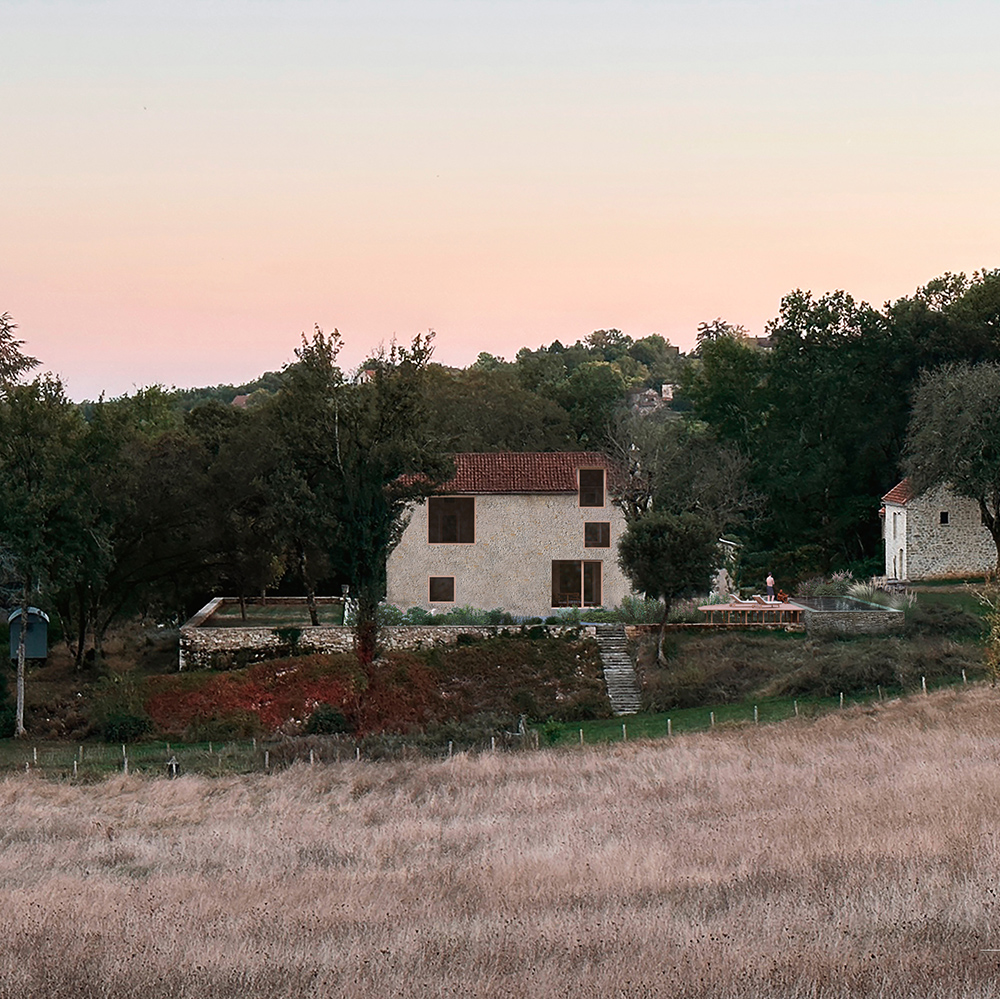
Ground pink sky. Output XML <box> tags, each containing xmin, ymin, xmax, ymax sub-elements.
<box><xmin>4</xmin><ymin>1</ymin><xmax>999</xmax><ymax>399</ymax></box>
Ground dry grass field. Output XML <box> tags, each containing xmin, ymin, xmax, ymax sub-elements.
<box><xmin>2</xmin><ymin>687</ymin><xmax>1000</xmax><ymax>998</ymax></box>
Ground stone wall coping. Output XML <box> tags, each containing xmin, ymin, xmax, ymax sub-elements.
<box><xmin>183</xmin><ymin>597</ymin><xmax>224</xmax><ymax>630</ymax></box>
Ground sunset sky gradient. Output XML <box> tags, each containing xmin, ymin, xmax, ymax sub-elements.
<box><xmin>4</xmin><ymin>0</ymin><xmax>999</xmax><ymax>399</ymax></box>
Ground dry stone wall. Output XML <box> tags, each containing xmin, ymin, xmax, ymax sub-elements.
<box><xmin>179</xmin><ymin>622</ymin><xmax>596</xmax><ymax>670</ymax></box>
<box><xmin>800</xmin><ymin>608</ymin><xmax>903</xmax><ymax>636</ymax></box>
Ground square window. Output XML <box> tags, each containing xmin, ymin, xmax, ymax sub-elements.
<box><xmin>429</xmin><ymin>577</ymin><xmax>455</xmax><ymax>602</ymax></box>
<box><xmin>940</xmin><ymin>511</ymin><xmax>949</xmax><ymax>525</ymax></box>
<box><xmin>585</xmin><ymin>522</ymin><xmax>610</xmax><ymax>547</ymax></box>
<box><xmin>428</xmin><ymin>497</ymin><xmax>475</xmax><ymax>543</ymax></box>
<box><xmin>578</xmin><ymin>469</ymin><xmax>605</xmax><ymax>507</ymax></box>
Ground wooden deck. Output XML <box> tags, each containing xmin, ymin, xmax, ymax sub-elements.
<box><xmin>697</xmin><ymin>599</ymin><xmax>802</xmax><ymax>627</ymax></box>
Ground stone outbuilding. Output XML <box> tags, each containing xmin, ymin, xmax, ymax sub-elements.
<box><xmin>881</xmin><ymin>478</ymin><xmax>996</xmax><ymax>581</ymax></box>
<box><xmin>386</xmin><ymin>452</ymin><xmax>634</xmax><ymax>618</ymax></box>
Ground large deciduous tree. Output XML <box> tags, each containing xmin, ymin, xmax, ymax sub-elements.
<box><xmin>268</xmin><ymin>329</ymin><xmax>451</xmax><ymax>662</ymax></box>
<box><xmin>903</xmin><ymin>361</ymin><xmax>1000</xmax><ymax>570</ymax></box>
<box><xmin>327</xmin><ymin>335</ymin><xmax>452</xmax><ymax>662</ymax></box>
<box><xmin>62</xmin><ymin>388</ymin><xmax>215</xmax><ymax>664</ymax></box>
<box><xmin>0</xmin><ymin>377</ymin><xmax>87</xmax><ymax>734</ymax></box>
<box><xmin>611</xmin><ymin>412</ymin><xmax>757</xmax><ymax>532</ymax></box>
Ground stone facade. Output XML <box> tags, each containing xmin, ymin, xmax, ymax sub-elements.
<box><xmin>386</xmin><ymin>491</ymin><xmax>633</xmax><ymax>618</ymax></box>
<box><xmin>883</xmin><ymin>481</ymin><xmax>995</xmax><ymax>580</ymax></box>
<box><xmin>179</xmin><ymin>617</ymin><xmax>595</xmax><ymax>671</ymax></box>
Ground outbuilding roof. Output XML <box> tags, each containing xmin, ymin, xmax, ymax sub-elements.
<box><xmin>438</xmin><ymin>452</ymin><xmax>618</xmax><ymax>494</ymax></box>
<box><xmin>882</xmin><ymin>478</ymin><xmax>914</xmax><ymax>506</ymax></box>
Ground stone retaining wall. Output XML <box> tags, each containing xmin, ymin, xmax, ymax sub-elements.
<box><xmin>800</xmin><ymin>608</ymin><xmax>904</xmax><ymax>636</ymax></box>
<box><xmin>179</xmin><ymin>621</ymin><xmax>596</xmax><ymax>670</ymax></box>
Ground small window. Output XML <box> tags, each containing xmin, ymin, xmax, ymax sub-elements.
<box><xmin>585</xmin><ymin>522</ymin><xmax>610</xmax><ymax>548</ymax></box>
<box><xmin>428</xmin><ymin>497</ymin><xmax>475</xmax><ymax>544</ymax></box>
<box><xmin>940</xmin><ymin>511</ymin><xmax>949</xmax><ymax>525</ymax></box>
<box><xmin>579</xmin><ymin>469</ymin><xmax>605</xmax><ymax>507</ymax></box>
<box><xmin>429</xmin><ymin>577</ymin><xmax>455</xmax><ymax>602</ymax></box>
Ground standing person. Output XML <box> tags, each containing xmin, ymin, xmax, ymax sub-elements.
<box><xmin>766</xmin><ymin>573</ymin><xmax>775</xmax><ymax>600</ymax></box>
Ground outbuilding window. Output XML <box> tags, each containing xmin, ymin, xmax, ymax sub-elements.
<box><xmin>940</xmin><ymin>511</ymin><xmax>949</xmax><ymax>525</ymax></box>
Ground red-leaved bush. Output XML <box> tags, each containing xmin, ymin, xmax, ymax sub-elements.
<box><xmin>145</xmin><ymin>655</ymin><xmax>360</xmax><ymax>736</ymax></box>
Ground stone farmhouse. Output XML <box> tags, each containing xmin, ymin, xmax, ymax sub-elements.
<box><xmin>881</xmin><ymin>477</ymin><xmax>995</xmax><ymax>581</ymax></box>
<box><xmin>386</xmin><ymin>452</ymin><xmax>633</xmax><ymax>618</ymax></box>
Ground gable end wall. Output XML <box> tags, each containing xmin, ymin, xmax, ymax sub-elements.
<box><xmin>901</xmin><ymin>484</ymin><xmax>995</xmax><ymax>579</ymax></box>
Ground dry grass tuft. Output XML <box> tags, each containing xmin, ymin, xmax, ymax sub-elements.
<box><xmin>0</xmin><ymin>687</ymin><xmax>999</xmax><ymax>996</ymax></box>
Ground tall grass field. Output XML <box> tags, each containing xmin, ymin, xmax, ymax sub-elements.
<box><xmin>1</xmin><ymin>686</ymin><xmax>999</xmax><ymax>997</ymax></box>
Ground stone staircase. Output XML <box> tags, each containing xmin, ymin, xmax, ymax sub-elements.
<box><xmin>593</xmin><ymin>624</ymin><xmax>642</xmax><ymax>715</ymax></box>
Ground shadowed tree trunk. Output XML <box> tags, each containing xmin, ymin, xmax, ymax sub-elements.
<box><xmin>15</xmin><ymin>577</ymin><xmax>29</xmax><ymax>737</ymax></box>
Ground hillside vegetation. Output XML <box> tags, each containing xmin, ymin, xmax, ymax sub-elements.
<box><xmin>0</xmin><ymin>685</ymin><xmax>998</xmax><ymax>997</ymax></box>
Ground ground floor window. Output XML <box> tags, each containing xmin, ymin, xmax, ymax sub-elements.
<box><xmin>429</xmin><ymin>576</ymin><xmax>455</xmax><ymax>602</ymax></box>
<box><xmin>551</xmin><ymin>560</ymin><xmax>602</xmax><ymax>607</ymax></box>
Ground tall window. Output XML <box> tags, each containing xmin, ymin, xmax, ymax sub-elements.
<box><xmin>428</xmin><ymin>497</ymin><xmax>475</xmax><ymax>543</ymax></box>
<box><xmin>578</xmin><ymin>469</ymin><xmax>605</xmax><ymax>507</ymax></box>
<box><xmin>551</xmin><ymin>561</ymin><xmax>602</xmax><ymax>607</ymax></box>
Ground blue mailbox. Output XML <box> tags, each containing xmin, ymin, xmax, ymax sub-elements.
<box><xmin>8</xmin><ymin>608</ymin><xmax>49</xmax><ymax>660</ymax></box>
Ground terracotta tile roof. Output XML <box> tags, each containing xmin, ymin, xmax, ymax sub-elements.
<box><xmin>439</xmin><ymin>452</ymin><xmax>619</xmax><ymax>494</ymax></box>
<box><xmin>882</xmin><ymin>478</ymin><xmax>914</xmax><ymax>505</ymax></box>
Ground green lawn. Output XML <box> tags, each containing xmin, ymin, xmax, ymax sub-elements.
<box><xmin>206</xmin><ymin>603</ymin><xmax>345</xmax><ymax>627</ymax></box>
<box><xmin>539</xmin><ymin>675</ymin><xmax>976</xmax><ymax>746</ymax></box>
<box><xmin>910</xmin><ymin>588</ymin><xmax>985</xmax><ymax>617</ymax></box>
